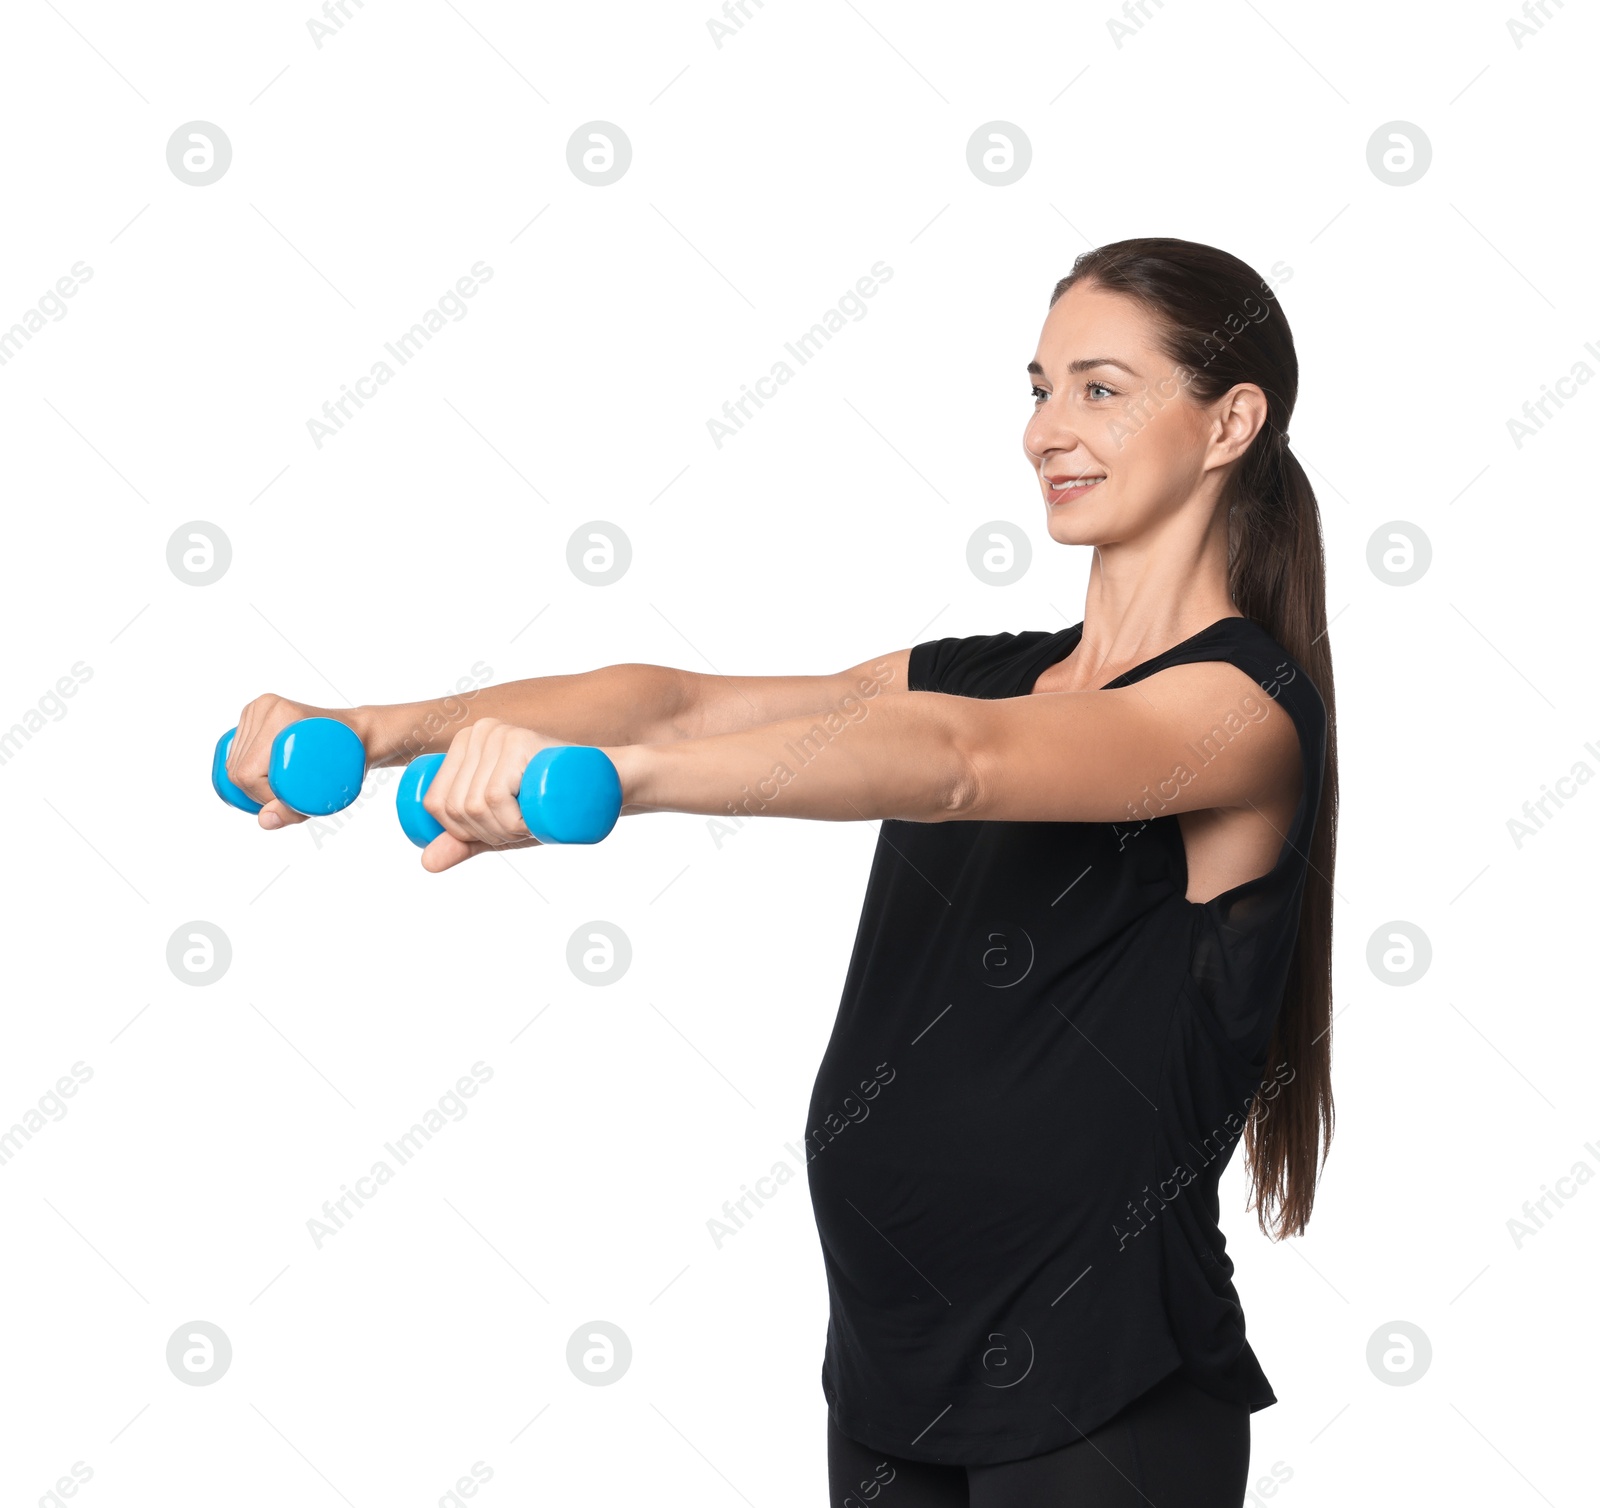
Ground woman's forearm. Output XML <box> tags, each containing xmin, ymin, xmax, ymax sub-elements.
<box><xmin>600</xmin><ymin>689</ymin><xmax>971</xmax><ymax>825</ymax></box>
<box><xmin>353</xmin><ymin>663</ymin><xmax>691</xmax><ymax>768</ymax></box>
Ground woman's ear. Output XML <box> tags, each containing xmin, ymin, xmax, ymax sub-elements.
<box><xmin>1214</xmin><ymin>382</ymin><xmax>1271</xmax><ymax>461</ymax></box>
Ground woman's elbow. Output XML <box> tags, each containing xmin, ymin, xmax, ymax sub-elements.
<box><xmin>941</xmin><ymin>749</ymin><xmax>983</xmax><ymax>819</ymax></box>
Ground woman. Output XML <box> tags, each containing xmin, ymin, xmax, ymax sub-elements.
<box><xmin>226</xmin><ymin>237</ymin><xmax>1336</xmax><ymax>1506</ymax></box>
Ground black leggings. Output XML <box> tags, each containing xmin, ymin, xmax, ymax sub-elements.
<box><xmin>827</xmin><ymin>1369</ymin><xmax>1250</xmax><ymax>1507</ymax></box>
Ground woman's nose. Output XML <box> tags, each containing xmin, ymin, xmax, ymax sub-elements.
<box><xmin>1024</xmin><ymin>403</ymin><xmax>1073</xmax><ymax>461</ymax></box>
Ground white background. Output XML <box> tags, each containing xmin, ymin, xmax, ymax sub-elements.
<box><xmin>1</xmin><ymin>1</ymin><xmax>1595</xmax><ymax>1504</ymax></box>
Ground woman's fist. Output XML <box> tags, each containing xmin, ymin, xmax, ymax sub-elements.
<box><xmin>225</xmin><ymin>693</ymin><xmax>353</xmax><ymax>829</ymax></box>
<box><xmin>419</xmin><ymin>718</ymin><xmax>562</xmax><ymax>872</ymax></box>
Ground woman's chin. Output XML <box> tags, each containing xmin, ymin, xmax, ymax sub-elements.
<box><xmin>1041</xmin><ymin>500</ymin><xmax>1104</xmax><ymax>544</ymax></box>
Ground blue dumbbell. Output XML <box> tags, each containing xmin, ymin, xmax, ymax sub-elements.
<box><xmin>395</xmin><ymin>745</ymin><xmax>623</xmax><ymax>848</ymax></box>
<box><xmin>212</xmin><ymin>717</ymin><xmax>367</xmax><ymax>818</ymax></box>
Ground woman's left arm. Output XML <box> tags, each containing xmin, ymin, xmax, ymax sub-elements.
<box><xmin>608</xmin><ymin>659</ymin><xmax>1299</xmax><ymax>828</ymax></box>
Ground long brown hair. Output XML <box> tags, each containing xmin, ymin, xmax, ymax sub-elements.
<box><xmin>1050</xmin><ymin>238</ymin><xmax>1338</xmax><ymax>1240</ymax></box>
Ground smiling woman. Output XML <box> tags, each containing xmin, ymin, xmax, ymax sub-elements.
<box><xmin>222</xmin><ymin>235</ymin><xmax>1339</xmax><ymax>1507</ymax></box>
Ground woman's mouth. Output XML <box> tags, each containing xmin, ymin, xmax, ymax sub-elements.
<box><xmin>1046</xmin><ymin>474</ymin><xmax>1106</xmax><ymax>498</ymax></box>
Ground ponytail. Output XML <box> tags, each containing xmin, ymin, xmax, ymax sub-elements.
<box><xmin>1231</xmin><ymin>440</ymin><xmax>1338</xmax><ymax>1239</ymax></box>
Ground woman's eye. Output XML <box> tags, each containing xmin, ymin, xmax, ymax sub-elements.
<box><xmin>1030</xmin><ymin>385</ymin><xmax>1050</xmax><ymax>404</ymax></box>
<box><xmin>1085</xmin><ymin>380</ymin><xmax>1115</xmax><ymax>400</ymax></box>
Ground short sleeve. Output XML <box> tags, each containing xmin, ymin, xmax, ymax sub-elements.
<box><xmin>908</xmin><ymin>637</ymin><xmax>972</xmax><ymax>694</ymax></box>
<box><xmin>908</xmin><ymin>630</ymin><xmax>1058</xmax><ymax>699</ymax></box>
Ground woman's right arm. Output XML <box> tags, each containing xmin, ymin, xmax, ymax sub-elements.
<box><xmin>225</xmin><ymin>650</ymin><xmax>911</xmax><ymax>825</ymax></box>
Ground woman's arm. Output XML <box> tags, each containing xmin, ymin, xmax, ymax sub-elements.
<box><xmin>415</xmin><ymin>658</ymin><xmax>1300</xmax><ymax>870</ymax></box>
<box><xmin>604</xmin><ymin>659</ymin><xmax>1297</xmax><ymax>826</ymax></box>
<box><xmin>349</xmin><ymin>664</ymin><xmax>684</xmax><ymax>767</ymax></box>
<box><xmin>354</xmin><ymin>651</ymin><xmax>911</xmax><ymax>763</ymax></box>
<box><xmin>226</xmin><ymin>651</ymin><xmax>909</xmax><ymax>826</ymax></box>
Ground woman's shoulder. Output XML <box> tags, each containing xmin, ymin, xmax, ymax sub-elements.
<box><xmin>909</xmin><ymin>627</ymin><xmax>1065</xmax><ymax>698</ymax></box>
<box><xmin>1211</xmin><ymin>617</ymin><xmax>1328</xmax><ymax>739</ymax></box>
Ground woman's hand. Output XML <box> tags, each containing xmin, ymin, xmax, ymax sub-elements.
<box><xmin>419</xmin><ymin>718</ymin><xmax>564</xmax><ymax>873</ymax></box>
<box><xmin>225</xmin><ymin>692</ymin><xmax>354</xmax><ymax>829</ymax></box>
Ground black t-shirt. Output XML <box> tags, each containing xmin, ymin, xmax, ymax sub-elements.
<box><xmin>805</xmin><ymin>615</ymin><xmax>1328</xmax><ymax>1465</ymax></box>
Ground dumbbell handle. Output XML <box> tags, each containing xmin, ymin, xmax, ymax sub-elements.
<box><xmin>396</xmin><ymin>745</ymin><xmax>623</xmax><ymax>849</ymax></box>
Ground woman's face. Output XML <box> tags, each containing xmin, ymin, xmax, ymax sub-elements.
<box><xmin>1023</xmin><ymin>279</ymin><xmax>1247</xmax><ymax>547</ymax></box>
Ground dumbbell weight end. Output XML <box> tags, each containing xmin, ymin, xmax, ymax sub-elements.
<box><xmin>212</xmin><ymin>728</ymin><xmax>263</xmax><ymax>814</ymax></box>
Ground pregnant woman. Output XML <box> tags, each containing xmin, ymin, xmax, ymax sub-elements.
<box><xmin>226</xmin><ymin>237</ymin><xmax>1336</xmax><ymax>1506</ymax></box>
